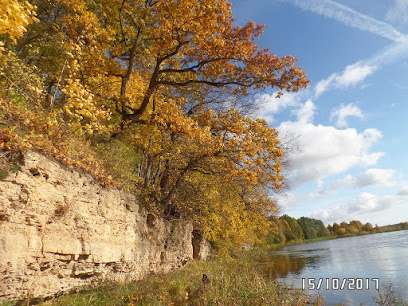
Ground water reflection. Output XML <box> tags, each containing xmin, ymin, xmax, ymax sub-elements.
<box><xmin>267</xmin><ymin>230</ymin><xmax>408</xmax><ymax>305</ymax></box>
<box><xmin>261</xmin><ymin>254</ymin><xmax>307</xmax><ymax>278</ymax></box>
<box><xmin>253</xmin><ymin>252</ymin><xmax>325</xmax><ymax>280</ymax></box>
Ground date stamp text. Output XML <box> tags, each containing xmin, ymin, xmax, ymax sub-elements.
<box><xmin>302</xmin><ymin>278</ymin><xmax>379</xmax><ymax>291</ymax></box>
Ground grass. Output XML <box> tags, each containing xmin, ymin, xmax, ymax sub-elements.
<box><xmin>25</xmin><ymin>249</ymin><xmax>323</xmax><ymax>306</ymax></box>
<box><xmin>2</xmin><ymin>249</ymin><xmax>407</xmax><ymax>306</ymax></box>
<box><xmin>304</xmin><ymin>237</ymin><xmax>332</xmax><ymax>243</ymax></box>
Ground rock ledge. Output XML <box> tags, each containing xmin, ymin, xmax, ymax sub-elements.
<box><xmin>0</xmin><ymin>151</ymin><xmax>194</xmax><ymax>301</ymax></box>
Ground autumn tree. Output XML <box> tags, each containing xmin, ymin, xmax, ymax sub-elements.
<box><xmin>297</xmin><ymin>217</ymin><xmax>330</xmax><ymax>239</ymax></box>
<box><xmin>0</xmin><ymin>0</ymin><xmax>40</xmax><ymax>98</ymax></box>
<box><xmin>331</xmin><ymin>222</ymin><xmax>340</xmax><ymax>235</ymax></box>
<box><xmin>65</xmin><ymin>0</ymin><xmax>309</xmax><ymax>122</ymax></box>
<box><xmin>349</xmin><ymin>220</ymin><xmax>363</xmax><ymax>231</ymax></box>
<box><xmin>327</xmin><ymin>220</ymin><xmax>378</xmax><ymax>237</ymax></box>
<box><xmin>5</xmin><ymin>0</ymin><xmax>310</xmax><ymax>252</ymax></box>
<box><xmin>15</xmin><ymin>0</ymin><xmax>308</xmax><ymax>121</ymax></box>
<box><xmin>266</xmin><ymin>218</ymin><xmax>290</xmax><ymax>245</ymax></box>
<box><xmin>281</xmin><ymin>215</ymin><xmax>304</xmax><ymax>241</ymax></box>
<box><xmin>362</xmin><ymin>222</ymin><xmax>373</xmax><ymax>232</ymax></box>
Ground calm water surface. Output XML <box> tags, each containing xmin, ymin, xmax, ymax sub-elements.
<box><xmin>270</xmin><ymin>230</ymin><xmax>408</xmax><ymax>305</ymax></box>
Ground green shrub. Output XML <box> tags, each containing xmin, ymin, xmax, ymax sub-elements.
<box><xmin>0</xmin><ymin>169</ymin><xmax>9</xmax><ymax>180</ymax></box>
<box><xmin>93</xmin><ymin>139</ymin><xmax>142</xmax><ymax>191</ymax></box>
<box><xmin>10</xmin><ymin>164</ymin><xmax>20</xmax><ymax>172</ymax></box>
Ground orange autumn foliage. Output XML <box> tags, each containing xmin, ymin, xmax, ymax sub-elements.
<box><xmin>2</xmin><ymin>0</ymin><xmax>310</xmax><ymax>252</ymax></box>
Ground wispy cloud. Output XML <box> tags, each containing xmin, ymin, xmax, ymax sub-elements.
<box><xmin>335</xmin><ymin>63</ymin><xmax>375</xmax><ymax>87</ymax></box>
<box><xmin>315</xmin><ymin>62</ymin><xmax>376</xmax><ymax>97</ymax></box>
<box><xmin>311</xmin><ymin>190</ymin><xmax>408</xmax><ymax>224</ymax></box>
<box><xmin>355</xmin><ymin>169</ymin><xmax>396</xmax><ymax>188</ymax></box>
<box><xmin>287</xmin><ymin>0</ymin><xmax>408</xmax><ymax>98</ymax></box>
<box><xmin>314</xmin><ymin>42</ymin><xmax>408</xmax><ymax>97</ymax></box>
<box><xmin>310</xmin><ymin>169</ymin><xmax>397</xmax><ymax>199</ymax></box>
<box><xmin>253</xmin><ymin>91</ymin><xmax>302</xmax><ymax>123</ymax></box>
<box><xmin>386</xmin><ymin>0</ymin><xmax>408</xmax><ymax>26</ymax></box>
<box><xmin>330</xmin><ymin>103</ymin><xmax>364</xmax><ymax>128</ymax></box>
<box><xmin>287</xmin><ymin>0</ymin><xmax>408</xmax><ymax>42</ymax></box>
<box><xmin>294</xmin><ymin>100</ymin><xmax>316</xmax><ymax>123</ymax></box>
<box><xmin>314</xmin><ymin>74</ymin><xmax>336</xmax><ymax>98</ymax></box>
<box><xmin>365</xmin><ymin>41</ymin><xmax>408</xmax><ymax>67</ymax></box>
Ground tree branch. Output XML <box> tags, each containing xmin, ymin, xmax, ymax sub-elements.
<box><xmin>157</xmin><ymin>79</ymin><xmax>257</xmax><ymax>88</ymax></box>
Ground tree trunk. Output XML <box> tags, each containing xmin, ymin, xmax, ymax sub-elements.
<box><xmin>120</xmin><ymin>26</ymin><xmax>143</xmax><ymax>99</ymax></box>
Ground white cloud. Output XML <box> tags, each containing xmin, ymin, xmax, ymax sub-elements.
<box><xmin>386</xmin><ymin>0</ymin><xmax>408</xmax><ymax>25</ymax></box>
<box><xmin>327</xmin><ymin>175</ymin><xmax>354</xmax><ymax>193</ymax></box>
<box><xmin>310</xmin><ymin>169</ymin><xmax>396</xmax><ymax>199</ymax></box>
<box><xmin>295</xmin><ymin>99</ymin><xmax>316</xmax><ymax>123</ymax></box>
<box><xmin>355</xmin><ymin>169</ymin><xmax>396</xmax><ymax>187</ymax></box>
<box><xmin>311</xmin><ymin>190</ymin><xmax>408</xmax><ymax>224</ymax></box>
<box><xmin>335</xmin><ymin>63</ymin><xmax>375</xmax><ymax>87</ymax></box>
<box><xmin>330</xmin><ymin>103</ymin><xmax>364</xmax><ymax>127</ymax></box>
<box><xmin>349</xmin><ymin>192</ymin><xmax>379</xmax><ymax>212</ymax></box>
<box><xmin>253</xmin><ymin>91</ymin><xmax>301</xmax><ymax>123</ymax></box>
<box><xmin>278</xmin><ymin>121</ymin><xmax>385</xmax><ymax>189</ymax></box>
<box><xmin>367</xmin><ymin>41</ymin><xmax>408</xmax><ymax>67</ymax></box>
<box><xmin>315</xmin><ymin>74</ymin><xmax>336</xmax><ymax>98</ymax></box>
<box><xmin>288</xmin><ymin>0</ymin><xmax>408</xmax><ymax>42</ymax></box>
<box><xmin>313</xmin><ymin>43</ymin><xmax>408</xmax><ymax>98</ymax></box>
<box><xmin>309</xmin><ymin>175</ymin><xmax>353</xmax><ymax>199</ymax></box>
<box><xmin>315</xmin><ymin>63</ymin><xmax>376</xmax><ymax>97</ymax></box>
<box><xmin>397</xmin><ymin>185</ymin><xmax>408</xmax><ymax>196</ymax></box>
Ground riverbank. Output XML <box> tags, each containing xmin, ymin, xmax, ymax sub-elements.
<box><xmin>267</xmin><ymin>237</ymin><xmax>333</xmax><ymax>250</ymax></box>
<box><xmin>269</xmin><ymin>227</ymin><xmax>408</xmax><ymax>250</ymax></box>
<box><xmin>5</xmin><ymin>249</ymin><xmax>323</xmax><ymax>305</ymax></box>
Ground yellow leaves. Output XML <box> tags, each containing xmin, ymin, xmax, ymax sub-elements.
<box><xmin>129</xmin><ymin>124</ymin><xmax>162</xmax><ymax>154</ymax></box>
<box><xmin>61</xmin><ymin>80</ymin><xmax>112</xmax><ymax>135</ymax></box>
<box><xmin>0</xmin><ymin>0</ymin><xmax>309</xmax><ymax>256</ymax></box>
<box><xmin>189</xmin><ymin>107</ymin><xmax>284</xmax><ymax>191</ymax></box>
<box><xmin>155</xmin><ymin>96</ymin><xmax>213</xmax><ymax>147</ymax></box>
<box><xmin>0</xmin><ymin>0</ymin><xmax>38</xmax><ymax>46</ymax></box>
<box><xmin>0</xmin><ymin>50</ymin><xmax>45</xmax><ymax>106</ymax></box>
<box><xmin>187</xmin><ymin>175</ymin><xmax>276</xmax><ymax>255</ymax></box>
<box><xmin>0</xmin><ymin>96</ymin><xmax>111</xmax><ymax>186</ymax></box>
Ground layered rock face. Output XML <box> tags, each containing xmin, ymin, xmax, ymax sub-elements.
<box><xmin>0</xmin><ymin>151</ymin><xmax>194</xmax><ymax>301</ymax></box>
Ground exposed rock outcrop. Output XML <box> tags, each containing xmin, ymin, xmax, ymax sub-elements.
<box><xmin>192</xmin><ymin>231</ymin><xmax>214</xmax><ymax>261</ymax></box>
<box><xmin>0</xmin><ymin>151</ymin><xmax>195</xmax><ymax>302</ymax></box>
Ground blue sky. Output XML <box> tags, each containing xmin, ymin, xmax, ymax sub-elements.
<box><xmin>231</xmin><ymin>0</ymin><xmax>408</xmax><ymax>226</ymax></box>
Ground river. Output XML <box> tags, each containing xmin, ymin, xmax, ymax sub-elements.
<box><xmin>269</xmin><ymin>230</ymin><xmax>408</xmax><ymax>305</ymax></box>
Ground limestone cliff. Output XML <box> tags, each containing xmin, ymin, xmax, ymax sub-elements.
<box><xmin>0</xmin><ymin>151</ymin><xmax>200</xmax><ymax>301</ymax></box>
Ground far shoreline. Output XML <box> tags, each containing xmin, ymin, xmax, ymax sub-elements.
<box><xmin>268</xmin><ymin>227</ymin><xmax>408</xmax><ymax>250</ymax></box>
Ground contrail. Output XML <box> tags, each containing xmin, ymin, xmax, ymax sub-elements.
<box><xmin>287</xmin><ymin>0</ymin><xmax>408</xmax><ymax>43</ymax></box>
<box><xmin>284</xmin><ymin>0</ymin><xmax>408</xmax><ymax>97</ymax></box>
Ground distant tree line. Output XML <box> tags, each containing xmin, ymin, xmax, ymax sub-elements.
<box><xmin>266</xmin><ymin>215</ymin><xmax>328</xmax><ymax>245</ymax></box>
<box><xmin>328</xmin><ymin>220</ymin><xmax>375</xmax><ymax>237</ymax></box>
<box><xmin>266</xmin><ymin>216</ymin><xmax>408</xmax><ymax>246</ymax></box>
<box><xmin>327</xmin><ymin>220</ymin><xmax>408</xmax><ymax>237</ymax></box>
